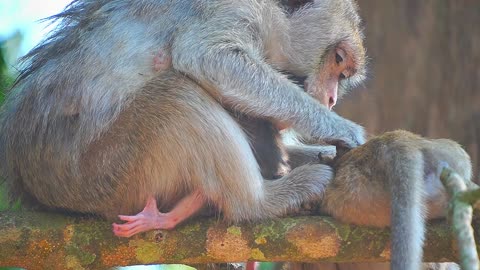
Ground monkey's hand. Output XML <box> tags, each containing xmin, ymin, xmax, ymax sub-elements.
<box><xmin>312</xmin><ymin>112</ymin><xmax>366</xmax><ymax>149</ymax></box>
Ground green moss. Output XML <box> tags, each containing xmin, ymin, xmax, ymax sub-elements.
<box><xmin>16</xmin><ymin>212</ymin><xmax>70</xmax><ymax>230</ymax></box>
<box><xmin>65</xmin><ymin>244</ymin><xmax>96</xmax><ymax>266</ymax></box>
<box><xmin>324</xmin><ymin>218</ymin><xmax>351</xmax><ymax>241</ymax></box>
<box><xmin>251</xmin><ymin>248</ymin><xmax>266</xmax><ymax>260</ymax></box>
<box><xmin>254</xmin><ymin>218</ymin><xmax>300</xmax><ymax>241</ymax></box>
<box><xmin>172</xmin><ymin>219</ymin><xmax>212</xmax><ymax>259</ymax></box>
<box><xmin>251</xmin><ymin>218</ymin><xmax>308</xmax><ymax>260</ymax></box>
<box><xmin>178</xmin><ymin>222</ymin><xmax>201</xmax><ymax>234</ymax></box>
<box><xmin>337</xmin><ymin>226</ymin><xmax>390</xmax><ymax>261</ymax></box>
<box><xmin>65</xmin><ymin>255</ymin><xmax>85</xmax><ymax>270</ymax></box>
<box><xmin>61</xmin><ymin>219</ymin><xmax>114</xmax><ymax>267</ymax></box>
<box><xmin>131</xmin><ymin>240</ymin><xmax>162</xmax><ymax>264</ymax></box>
<box><xmin>226</xmin><ymin>226</ymin><xmax>242</xmax><ymax>236</ymax></box>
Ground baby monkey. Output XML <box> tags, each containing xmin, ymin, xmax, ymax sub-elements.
<box><xmin>320</xmin><ymin>130</ymin><xmax>474</xmax><ymax>270</ymax></box>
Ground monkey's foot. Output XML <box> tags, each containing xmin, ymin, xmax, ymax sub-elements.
<box><xmin>113</xmin><ymin>190</ymin><xmax>205</xmax><ymax>237</ymax></box>
<box><xmin>113</xmin><ymin>196</ymin><xmax>177</xmax><ymax>237</ymax></box>
<box><xmin>153</xmin><ymin>50</ymin><xmax>171</xmax><ymax>72</ymax></box>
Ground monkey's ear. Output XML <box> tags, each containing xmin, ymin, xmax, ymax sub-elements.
<box><xmin>279</xmin><ymin>0</ymin><xmax>314</xmax><ymax>13</ymax></box>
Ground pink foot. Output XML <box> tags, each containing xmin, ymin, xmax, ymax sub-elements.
<box><xmin>153</xmin><ymin>50</ymin><xmax>172</xmax><ymax>72</ymax></box>
<box><xmin>112</xmin><ymin>196</ymin><xmax>177</xmax><ymax>238</ymax></box>
<box><xmin>113</xmin><ymin>190</ymin><xmax>206</xmax><ymax>237</ymax></box>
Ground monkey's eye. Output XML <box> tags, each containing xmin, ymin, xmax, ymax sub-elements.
<box><xmin>335</xmin><ymin>53</ymin><xmax>343</xmax><ymax>64</ymax></box>
<box><xmin>339</xmin><ymin>73</ymin><xmax>346</xmax><ymax>80</ymax></box>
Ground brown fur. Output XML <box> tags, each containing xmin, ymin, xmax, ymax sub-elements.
<box><xmin>252</xmin><ymin>130</ymin><xmax>471</xmax><ymax>270</ymax></box>
<box><xmin>323</xmin><ymin>130</ymin><xmax>473</xmax><ymax>226</ymax></box>
<box><xmin>321</xmin><ymin>130</ymin><xmax>472</xmax><ymax>270</ymax></box>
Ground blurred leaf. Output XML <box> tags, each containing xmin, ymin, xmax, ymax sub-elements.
<box><xmin>0</xmin><ymin>45</ymin><xmax>6</xmax><ymax>105</ymax></box>
<box><xmin>0</xmin><ymin>31</ymin><xmax>22</xmax><ymax>104</ymax></box>
<box><xmin>0</xmin><ymin>35</ymin><xmax>19</xmax><ymax>211</ymax></box>
<box><xmin>0</xmin><ymin>182</ymin><xmax>20</xmax><ymax>211</ymax></box>
<box><xmin>0</xmin><ymin>183</ymin><xmax>7</xmax><ymax>211</ymax></box>
<box><xmin>1</xmin><ymin>41</ymin><xmax>14</xmax><ymax>105</ymax></box>
<box><xmin>0</xmin><ymin>75</ymin><xmax>13</xmax><ymax>105</ymax></box>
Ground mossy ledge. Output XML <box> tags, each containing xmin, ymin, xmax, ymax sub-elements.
<box><xmin>1</xmin><ymin>210</ymin><xmax>478</xmax><ymax>270</ymax></box>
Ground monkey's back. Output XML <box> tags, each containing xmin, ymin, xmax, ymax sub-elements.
<box><xmin>0</xmin><ymin>0</ymin><xmax>275</xmax><ymax>215</ymax></box>
<box><xmin>321</xmin><ymin>130</ymin><xmax>472</xmax><ymax>227</ymax></box>
<box><xmin>0</xmin><ymin>1</ymin><xmax>186</xmax><ymax>211</ymax></box>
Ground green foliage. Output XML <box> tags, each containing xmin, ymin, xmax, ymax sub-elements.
<box><xmin>0</xmin><ymin>45</ymin><xmax>10</xmax><ymax>105</ymax></box>
<box><xmin>0</xmin><ymin>32</ymin><xmax>22</xmax><ymax>103</ymax></box>
<box><xmin>0</xmin><ymin>74</ymin><xmax>13</xmax><ymax>105</ymax></box>
<box><xmin>0</xmin><ymin>184</ymin><xmax>7</xmax><ymax>211</ymax></box>
<box><xmin>0</xmin><ymin>40</ymin><xmax>16</xmax><ymax>211</ymax></box>
<box><xmin>0</xmin><ymin>182</ymin><xmax>20</xmax><ymax>211</ymax></box>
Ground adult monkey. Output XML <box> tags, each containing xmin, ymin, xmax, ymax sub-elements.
<box><xmin>0</xmin><ymin>0</ymin><xmax>367</xmax><ymax>237</ymax></box>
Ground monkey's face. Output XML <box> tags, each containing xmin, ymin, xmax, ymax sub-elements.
<box><xmin>285</xmin><ymin>0</ymin><xmax>367</xmax><ymax>110</ymax></box>
<box><xmin>303</xmin><ymin>41</ymin><xmax>366</xmax><ymax>110</ymax></box>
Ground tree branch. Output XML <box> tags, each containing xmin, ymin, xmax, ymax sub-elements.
<box><xmin>1</xmin><ymin>210</ymin><xmax>478</xmax><ymax>270</ymax></box>
<box><xmin>440</xmin><ymin>167</ymin><xmax>480</xmax><ymax>270</ymax></box>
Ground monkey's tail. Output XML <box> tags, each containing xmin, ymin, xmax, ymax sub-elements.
<box><xmin>385</xmin><ymin>143</ymin><xmax>426</xmax><ymax>270</ymax></box>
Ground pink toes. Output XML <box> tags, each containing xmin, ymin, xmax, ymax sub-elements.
<box><xmin>112</xmin><ymin>191</ymin><xmax>205</xmax><ymax>237</ymax></box>
<box><xmin>112</xmin><ymin>196</ymin><xmax>177</xmax><ymax>237</ymax></box>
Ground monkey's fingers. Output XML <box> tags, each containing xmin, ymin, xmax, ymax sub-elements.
<box><xmin>117</xmin><ymin>215</ymin><xmax>142</xmax><ymax>222</ymax></box>
<box><xmin>113</xmin><ymin>214</ymin><xmax>176</xmax><ymax>237</ymax></box>
<box><xmin>323</xmin><ymin>139</ymin><xmax>358</xmax><ymax>156</ymax></box>
<box><xmin>113</xmin><ymin>221</ymin><xmax>147</xmax><ymax>238</ymax></box>
<box><xmin>121</xmin><ymin>212</ymin><xmax>175</xmax><ymax>228</ymax></box>
<box><xmin>113</xmin><ymin>220</ymin><xmax>139</xmax><ymax>230</ymax></box>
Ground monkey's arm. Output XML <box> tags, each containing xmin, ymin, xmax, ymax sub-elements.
<box><xmin>171</xmin><ymin>33</ymin><xmax>365</xmax><ymax>147</ymax></box>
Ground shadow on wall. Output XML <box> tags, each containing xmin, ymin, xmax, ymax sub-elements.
<box><xmin>337</xmin><ymin>1</ymin><xmax>480</xmax><ymax>182</ymax></box>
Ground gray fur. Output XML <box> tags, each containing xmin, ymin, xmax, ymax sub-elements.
<box><xmin>0</xmin><ymin>0</ymin><xmax>366</xmax><ymax>221</ymax></box>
